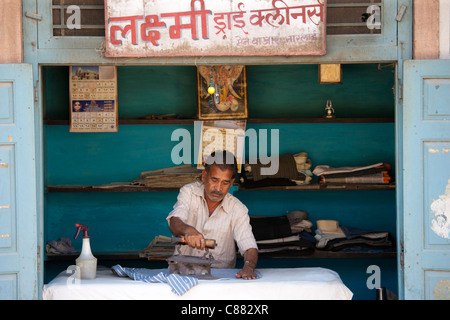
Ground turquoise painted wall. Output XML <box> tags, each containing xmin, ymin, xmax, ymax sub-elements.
<box><xmin>44</xmin><ymin>64</ymin><xmax>397</xmax><ymax>299</ymax></box>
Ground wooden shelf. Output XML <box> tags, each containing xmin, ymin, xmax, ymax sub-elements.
<box><xmin>44</xmin><ymin>117</ymin><xmax>394</xmax><ymax>126</ymax></box>
<box><xmin>46</xmin><ymin>250</ymin><xmax>396</xmax><ymax>261</ymax></box>
<box><xmin>238</xmin><ymin>182</ymin><xmax>396</xmax><ymax>191</ymax></box>
<box><xmin>247</xmin><ymin>117</ymin><xmax>394</xmax><ymax>124</ymax></box>
<box><xmin>46</xmin><ymin>185</ymin><xmax>181</xmax><ymax>193</ymax></box>
<box><xmin>46</xmin><ymin>251</ymin><xmax>142</xmax><ymax>261</ymax></box>
<box><xmin>258</xmin><ymin>251</ymin><xmax>396</xmax><ymax>259</ymax></box>
<box><xmin>46</xmin><ymin>182</ymin><xmax>395</xmax><ymax>193</ymax></box>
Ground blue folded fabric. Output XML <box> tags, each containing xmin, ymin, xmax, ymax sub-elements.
<box><xmin>111</xmin><ymin>265</ymin><xmax>198</xmax><ymax>296</ymax></box>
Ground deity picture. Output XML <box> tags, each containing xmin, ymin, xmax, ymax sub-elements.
<box><xmin>197</xmin><ymin>65</ymin><xmax>248</xmax><ymax>120</ymax></box>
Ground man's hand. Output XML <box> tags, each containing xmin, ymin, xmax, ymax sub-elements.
<box><xmin>184</xmin><ymin>231</ymin><xmax>206</xmax><ymax>250</ymax></box>
<box><xmin>235</xmin><ymin>265</ymin><xmax>259</xmax><ymax>280</ymax></box>
<box><xmin>169</xmin><ymin>217</ymin><xmax>206</xmax><ymax>250</ymax></box>
<box><xmin>235</xmin><ymin>248</ymin><xmax>258</xmax><ymax>280</ymax></box>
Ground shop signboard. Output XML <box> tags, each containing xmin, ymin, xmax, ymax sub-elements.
<box><xmin>105</xmin><ymin>0</ymin><xmax>326</xmax><ymax>57</ymax></box>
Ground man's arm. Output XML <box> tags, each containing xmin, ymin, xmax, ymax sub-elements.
<box><xmin>169</xmin><ymin>216</ymin><xmax>206</xmax><ymax>250</ymax></box>
<box><xmin>235</xmin><ymin>248</ymin><xmax>258</xmax><ymax>280</ymax></box>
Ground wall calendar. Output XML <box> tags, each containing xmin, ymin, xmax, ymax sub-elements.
<box><xmin>197</xmin><ymin>120</ymin><xmax>246</xmax><ymax>173</ymax></box>
<box><xmin>69</xmin><ymin>66</ymin><xmax>118</xmax><ymax>132</ymax></box>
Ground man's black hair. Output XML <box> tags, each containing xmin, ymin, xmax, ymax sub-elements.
<box><xmin>204</xmin><ymin>150</ymin><xmax>238</xmax><ymax>179</ymax></box>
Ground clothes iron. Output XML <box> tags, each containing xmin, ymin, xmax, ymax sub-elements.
<box><xmin>167</xmin><ymin>237</ymin><xmax>218</xmax><ymax>279</ymax></box>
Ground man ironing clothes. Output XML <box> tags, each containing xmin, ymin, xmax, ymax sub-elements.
<box><xmin>167</xmin><ymin>150</ymin><xmax>259</xmax><ymax>280</ymax></box>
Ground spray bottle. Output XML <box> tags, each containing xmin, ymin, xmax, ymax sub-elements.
<box><xmin>74</xmin><ymin>223</ymin><xmax>97</xmax><ymax>279</ymax></box>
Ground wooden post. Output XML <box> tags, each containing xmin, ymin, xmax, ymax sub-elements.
<box><xmin>413</xmin><ymin>0</ymin><xmax>440</xmax><ymax>59</ymax></box>
<box><xmin>0</xmin><ymin>0</ymin><xmax>23</xmax><ymax>64</ymax></box>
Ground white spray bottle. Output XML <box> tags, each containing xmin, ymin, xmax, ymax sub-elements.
<box><xmin>74</xmin><ymin>223</ymin><xmax>97</xmax><ymax>279</ymax></box>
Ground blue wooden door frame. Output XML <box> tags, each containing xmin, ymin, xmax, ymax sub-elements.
<box><xmin>22</xmin><ymin>0</ymin><xmax>413</xmax><ymax>299</ymax></box>
<box><xmin>0</xmin><ymin>64</ymin><xmax>38</xmax><ymax>299</ymax></box>
<box><xmin>403</xmin><ymin>60</ymin><xmax>450</xmax><ymax>299</ymax></box>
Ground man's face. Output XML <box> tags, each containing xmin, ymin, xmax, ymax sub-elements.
<box><xmin>202</xmin><ymin>165</ymin><xmax>235</xmax><ymax>202</ymax></box>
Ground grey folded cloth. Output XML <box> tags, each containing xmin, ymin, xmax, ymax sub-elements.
<box><xmin>287</xmin><ymin>211</ymin><xmax>311</xmax><ymax>233</ymax></box>
<box><xmin>287</xmin><ymin>210</ymin><xmax>308</xmax><ymax>225</ymax></box>
<box><xmin>46</xmin><ymin>237</ymin><xmax>77</xmax><ymax>254</ymax></box>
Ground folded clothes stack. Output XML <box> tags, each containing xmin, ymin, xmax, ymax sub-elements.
<box><xmin>314</xmin><ymin>220</ymin><xmax>395</xmax><ymax>253</ymax></box>
<box><xmin>132</xmin><ymin>165</ymin><xmax>202</xmax><ymax>188</ymax></box>
<box><xmin>240</xmin><ymin>152</ymin><xmax>313</xmax><ymax>188</ymax></box>
<box><xmin>313</xmin><ymin>163</ymin><xmax>392</xmax><ymax>184</ymax></box>
<box><xmin>249</xmin><ymin>211</ymin><xmax>315</xmax><ymax>256</ymax></box>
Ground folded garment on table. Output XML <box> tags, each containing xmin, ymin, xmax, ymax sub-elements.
<box><xmin>111</xmin><ymin>265</ymin><xmax>198</xmax><ymax>296</ymax></box>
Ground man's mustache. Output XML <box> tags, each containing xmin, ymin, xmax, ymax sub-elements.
<box><xmin>211</xmin><ymin>190</ymin><xmax>224</xmax><ymax>196</ymax></box>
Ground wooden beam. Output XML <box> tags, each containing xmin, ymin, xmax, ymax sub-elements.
<box><xmin>0</xmin><ymin>0</ymin><xmax>23</xmax><ymax>63</ymax></box>
<box><xmin>413</xmin><ymin>0</ymin><xmax>440</xmax><ymax>59</ymax></box>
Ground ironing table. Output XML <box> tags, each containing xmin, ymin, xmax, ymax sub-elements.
<box><xmin>42</xmin><ymin>267</ymin><xmax>353</xmax><ymax>300</ymax></box>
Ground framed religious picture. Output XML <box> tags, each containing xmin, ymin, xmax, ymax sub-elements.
<box><xmin>197</xmin><ymin>65</ymin><xmax>248</xmax><ymax>120</ymax></box>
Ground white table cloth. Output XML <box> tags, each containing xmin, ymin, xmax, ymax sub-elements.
<box><xmin>43</xmin><ymin>267</ymin><xmax>353</xmax><ymax>300</ymax></box>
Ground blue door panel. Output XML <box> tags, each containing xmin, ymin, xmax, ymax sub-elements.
<box><xmin>0</xmin><ymin>146</ymin><xmax>14</xmax><ymax>250</ymax></box>
<box><xmin>0</xmin><ymin>64</ymin><xmax>37</xmax><ymax>300</ymax></box>
<box><xmin>403</xmin><ymin>60</ymin><xmax>450</xmax><ymax>300</ymax></box>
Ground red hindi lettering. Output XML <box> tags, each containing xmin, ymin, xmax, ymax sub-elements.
<box><xmin>141</xmin><ymin>15</ymin><xmax>166</xmax><ymax>46</ymax></box>
<box><xmin>266</xmin><ymin>0</ymin><xmax>291</xmax><ymax>27</ymax></box>
<box><xmin>160</xmin><ymin>0</ymin><xmax>211</xmax><ymax>40</ymax></box>
<box><xmin>213</xmin><ymin>12</ymin><xmax>230</xmax><ymax>35</ymax></box>
<box><xmin>249</xmin><ymin>9</ymin><xmax>265</xmax><ymax>27</ymax></box>
<box><xmin>233</xmin><ymin>2</ymin><xmax>248</xmax><ymax>34</ymax></box>
<box><xmin>290</xmin><ymin>6</ymin><xmax>306</xmax><ymax>24</ymax></box>
<box><xmin>109</xmin><ymin>15</ymin><xmax>143</xmax><ymax>46</ymax></box>
<box><xmin>213</xmin><ymin>2</ymin><xmax>247</xmax><ymax>35</ymax></box>
<box><xmin>306</xmin><ymin>3</ymin><xmax>324</xmax><ymax>25</ymax></box>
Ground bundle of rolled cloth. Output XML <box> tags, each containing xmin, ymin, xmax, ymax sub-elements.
<box><xmin>313</xmin><ymin>163</ymin><xmax>392</xmax><ymax>184</ymax></box>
